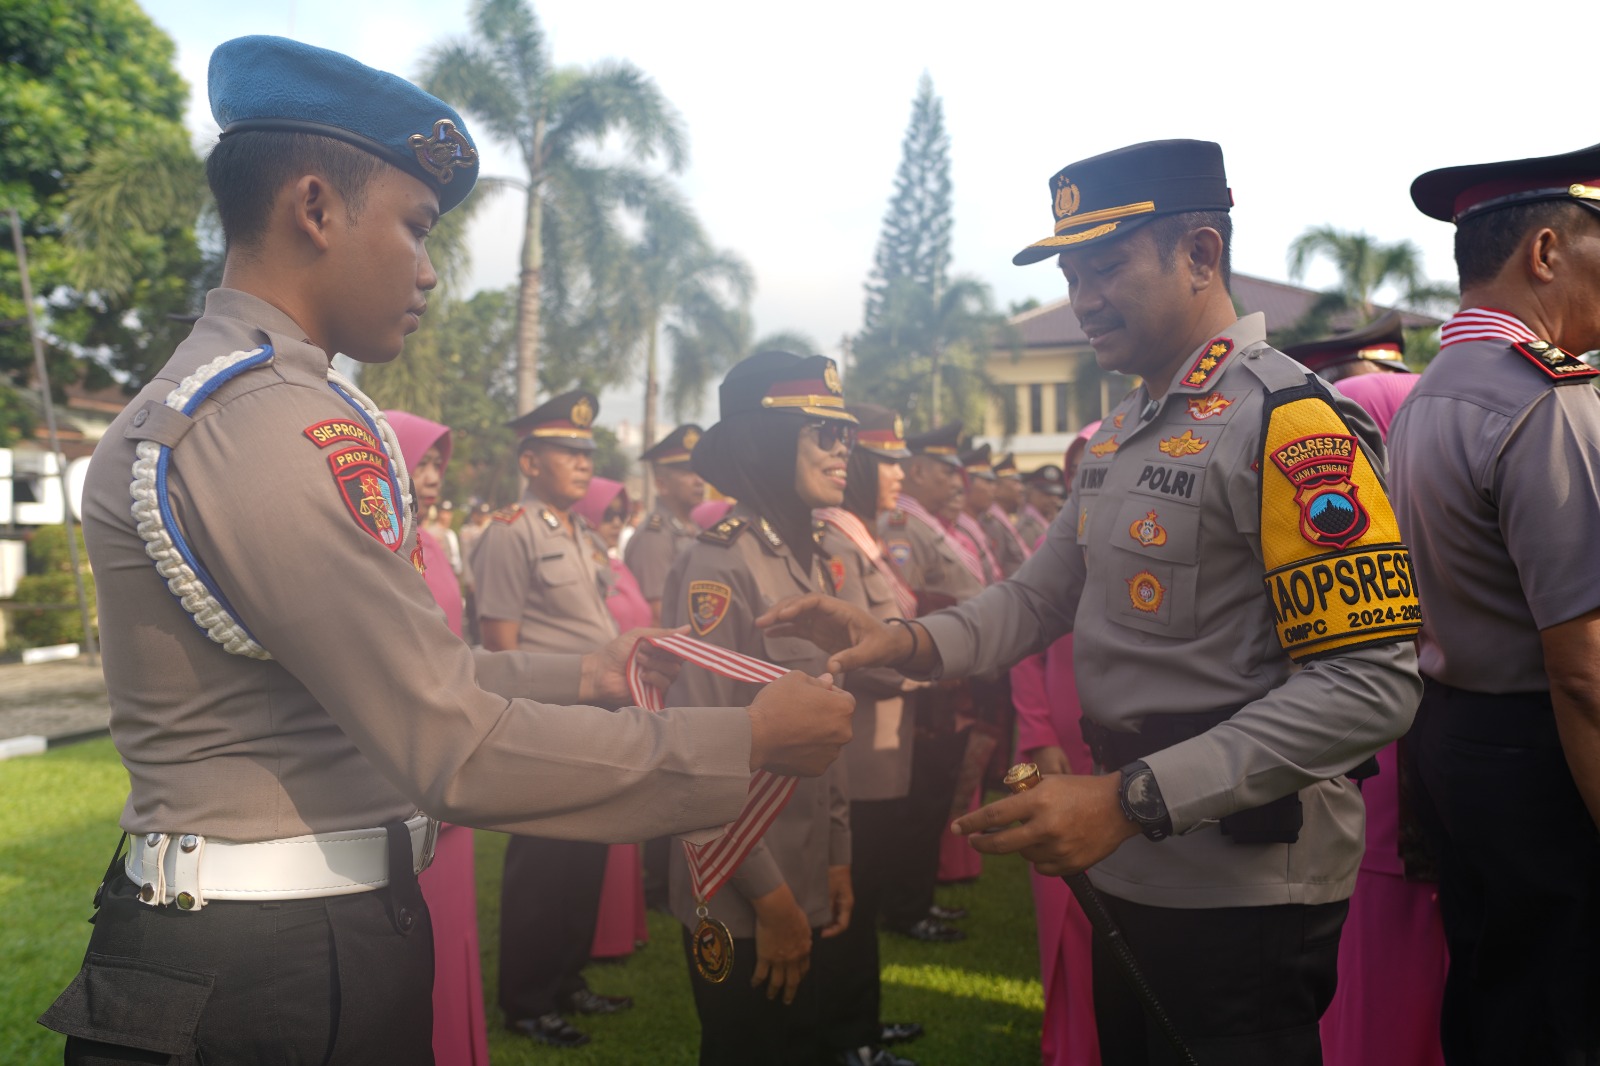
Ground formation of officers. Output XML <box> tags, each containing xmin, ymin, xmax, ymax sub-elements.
<box><xmin>36</xmin><ymin>30</ymin><xmax>1600</xmax><ymax>1066</ymax></box>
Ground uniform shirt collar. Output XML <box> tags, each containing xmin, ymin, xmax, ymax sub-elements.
<box><xmin>198</xmin><ymin>287</ymin><xmax>332</xmax><ymax>374</ymax></box>
<box><xmin>1146</xmin><ymin>312</ymin><xmax>1268</xmax><ymax>414</ymax></box>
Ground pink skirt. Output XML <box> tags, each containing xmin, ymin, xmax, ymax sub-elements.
<box><xmin>937</xmin><ymin>786</ymin><xmax>984</xmax><ymax>883</ymax></box>
<box><xmin>417</xmin><ymin>824</ymin><xmax>489</xmax><ymax>1066</ymax></box>
<box><xmin>1032</xmin><ymin>869</ymin><xmax>1101</xmax><ymax>1065</ymax></box>
<box><xmin>590</xmin><ymin>843</ymin><xmax>649</xmax><ymax>959</ymax></box>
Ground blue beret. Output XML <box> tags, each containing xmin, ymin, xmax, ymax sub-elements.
<box><xmin>209</xmin><ymin>35</ymin><xmax>479</xmax><ymax>213</ymax></box>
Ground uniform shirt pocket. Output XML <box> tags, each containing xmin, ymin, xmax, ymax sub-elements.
<box><xmin>38</xmin><ymin>951</ymin><xmax>215</xmax><ymax>1055</ymax></box>
<box><xmin>537</xmin><ymin>550</ymin><xmax>580</xmax><ymax>587</ymax></box>
<box><xmin>1104</xmin><ymin>498</ymin><xmax>1201</xmax><ymax>639</ymax></box>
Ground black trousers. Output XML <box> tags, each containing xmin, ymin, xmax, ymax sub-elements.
<box><xmin>815</xmin><ymin>796</ymin><xmax>908</xmax><ymax>1052</ymax></box>
<box><xmin>1407</xmin><ymin>680</ymin><xmax>1600</xmax><ymax>1065</ymax></box>
<box><xmin>497</xmin><ymin>834</ymin><xmax>608</xmax><ymax>1020</ymax></box>
<box><xmin>681</xmin><ymin>927</ymin><xmax>825</xmax><ymax>1066</ymax></box>
<box><xmin>1091</xmin><ymin>893</ymin><xmax>1347</xmax><ymax>1066</ymax></box>
<box><xmin>46</xmin><ymin>869</ymin><xmax>433</xmax><ymax>1065</ymax></box>
<box><xmin>882</xmin><ymin>726</ymin><xmax>965</xmax><ymax>929</ymax></box>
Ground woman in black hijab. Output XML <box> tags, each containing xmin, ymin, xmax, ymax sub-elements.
<box><xmin>660</xmin><ymin>351</ymin><xmax>860</xmax><ymax>1066</ymax></box>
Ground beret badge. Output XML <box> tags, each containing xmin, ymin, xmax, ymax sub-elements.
<box><xmin>408</xmin><ymin>118</ymin><xmax>478</xmax><ymax>184</ymax></box>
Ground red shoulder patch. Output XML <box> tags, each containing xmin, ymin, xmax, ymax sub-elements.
<box><xmin>327</xmin><ymin>446</ymin><xmax>402</xmax><ymax>551</ymax></box>
<box><xmin>1511</xmin><ymin>340</ymin><xmax>1599</xmax><ymax>382</ymax></box>
<box><xmin>828</xmin><ymin>556</ymin><xmax>846</xmax><ymax>594</ymax></box>
<box><xmin>491</xmin><ymin>505</ymin><xmax>524</xmax><ymax>525</ymax></box>
<box><xmin>304</xmin><ymin>418</ymin><xmax>379</xmax><ymax>450</ymax></box>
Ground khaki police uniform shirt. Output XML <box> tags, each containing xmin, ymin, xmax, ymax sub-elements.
<box><xmin>1390</xmin><ymin>329</ymin><xmax>1600</xmax><ymax>692</ymax></box>
<box><xmin>981</xmin><ymin>509</ymin><xmax>1029</xmax><ymax>578</ymax></box>
<box><xmin>624</xmin><ymin>503</ymin><xmax>698</xmax><ymax>604</ymax></box>
<box><xmin>472</xmin><ymin>493</ymin><xmax>619</xmax><ymax>655</ymax></box>
<box><xmin>661</xmin><ymin>504</ymin><xmax>850</xmax><ymax>937</ymax></box>
<box><xmin>85</xmin><ymin>288</ymin><xmax>752</xmax><ymax>844</ymax></box>
<box><xmin>1014</xmin><ymin>507</ymin><xmax>1048</xmax><ymax>550</ymax></box>
<box><xmin>920</xmin><ymin>314</ymin><xmax>1421</xmax><ymax>908</ymax></box>
<box><xmin>821</xmin><ymin>525</ymin><xmax>913</xmax><ymax>802</ymax></box>
<box><xmin>879</xmin><ymin>503</ymin><xmax>986</xmax><ymax>606</ymax></box>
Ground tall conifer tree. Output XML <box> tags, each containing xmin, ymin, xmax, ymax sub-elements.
<box><xmin>862</xmin><ymin>73</ymin><xmax>951</xmax><ymax>333</ymax></box>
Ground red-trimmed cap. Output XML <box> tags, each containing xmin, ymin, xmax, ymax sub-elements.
<box><xmin>849</xmin><ymin>404</ymin><xmax>910</xmax><ymax>458</ymax></box>
<box><xmin>506</xmin><ymin>389</ymin><xmax>599</xmax><ymax>451</ymax></box>
<box><xmin>1283</xmin><ymin>310</ymin><xmax>1408</xmax><ymax>375</ymax></box>
<box><xmin>714</xmin><ymin>351</ymin><xmax>857</xmax><ymax>424</ymax></box>
<box><xmin>961</xmin><ymin>443</ymin><xmax>996</xmax><ymax>480</ymax></box>
<box><xmin>640</xmin><ymin>423</ymin><xmax>702</xmax><ymax>466</ymax></box>
<box><xmin>907</xmin><ymin>422</ymin><xmax>964</xmax><ymax>468</ymax></box>
<box><xmin>1412</xmin><ymin>141</ymin><xmax>1600</xmax><ymax>223</ymax></box>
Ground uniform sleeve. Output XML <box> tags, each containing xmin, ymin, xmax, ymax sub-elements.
<box><xmin>168</xmin><ymin>386</ymin><xmax>752</xmax><ymax>842</ymax></box>
<box><xmin>1495</xmin><ymin>387</ymin><xmax>1600</xmax><ymax>629</ymax></box>
<box><xmin>625</xmin><ymin>528</ymin><xmax>675</xmax><ymax>603</ymax></box>
<box><xmin>828</xmin><ymin>760</ymin><xmax>850</xmax><ymax>866</ymax></box>
<box><xmin>1144</xmin><ymin>640</ymin><xmax>1420</xmax><ymax>833</ymax></box>
<box><xmin>878</xmin><ymin>514</ymin><xmax>922</xmax><ymax>590</ymax></box>
<box><xmin>470</xmin><ymin>520</ymin><xmax>530</xmax><ymax>624</ymax></box>
<box><xmin>919</xmin><ymin>494</ymin><xmax>1085</xmax><ymax>678</ymax></box>
<box><xmin>471</xmin><ymin>648</ymin><xmax>582</xmax><ymax>705</ymax></box>
<box><xmin>834</xmin><ymin>547</ymin><xmax>906</xmax><ymax>701</ymax></box>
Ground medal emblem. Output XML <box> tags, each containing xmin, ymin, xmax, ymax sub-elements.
<box><xmin>823</xmin><ymin>362</ymin><xmax>843</xmax><ymax>395</ymax></box>
<box><xmin>1128</xmin><ymin>510</ymin><xmax>1168</xmax><ymax>547</ymax></box>
<box><xmin>682</xmin><ymin>427</ymin><xmax>701</xmax><ymax>452</ymax></box>
<box><xmin>688</xmin><ymin>580</ymin><xmax>733</xmax><ymax>636</ymax></box>
<box><xmin>570</xmin><ymin>396</ymin><xmax>596</xmax><ymax>428</ymax></box>
<box><xmin>692</xmin><ymin>913</ymin><xmax>735</xmax><ymax>983</ymax></box>
<box><xmin>1158</xmin><ymin>430</ymin><xmax>1208</xmax><ymax>458</ymax></box>
<box><xmin>1270</xmin><ymin>433</ymin><xmax>1371</xmax><ymax>549</ymax></box>
<box><xmin>1127</xmin><ymin>570</ymin><xmax>1165</xmax><ymax>614</ymax></box>
<box><xmin>1187</xmin><ymin>393</ymin><xmax>1233</xmax><ymax>421</ymax></box>
<box><xmin>1054</xmin><ymin>179</ymin><xmax>1081</xmax><ymax>219</ymax></box>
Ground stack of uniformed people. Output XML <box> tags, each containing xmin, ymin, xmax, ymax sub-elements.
<box><xmin>40</xmin><ymin>28</ymin><xmax>1600</xmax><ymax>1066</ymax></box>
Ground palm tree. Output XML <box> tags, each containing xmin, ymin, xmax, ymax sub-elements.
<box><xmin>420</xmin><ymin>0</ymin><xmax>687</xmax><ymax>414</ymax></box>
<box><xmin>1286</xmin><ymin>227</ymin><xmax>1456</xmax><ymax>341</ymax></box>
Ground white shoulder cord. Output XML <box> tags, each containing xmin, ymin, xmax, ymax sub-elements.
<box><xmin>130</xmin><ymin>350</ymin><xmax>412</xmax><ymax>660</ymax></box>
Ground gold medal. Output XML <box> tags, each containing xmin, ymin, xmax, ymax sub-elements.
<box><xmin>692</xmin><ymin>905</ymin><xmax>734</xmax><ymax>983</ymax></box>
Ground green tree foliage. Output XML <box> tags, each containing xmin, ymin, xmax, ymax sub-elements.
<box><xmin>852</xmin><ymin>76</ymin><xmax>1011</xmax><ymax>433</ymax></box>
<box><xmin>1</xmin><ymin>1</ymin><xmax>205</xmax><ymax>430</ymax></box>
<box><xmin>8</xmin><ymin>524</ymin><xmax>95</xmax><ymax>649</ymax></box>
<box><xmin>1281</xmin><ymin>226</ymin><xmax>1456</xmax><ymax>350</ymax></box>
<box><xmin>420</xmin><ymin>0</ymin><xmax>689</xmax><ymax>413</ymax></box>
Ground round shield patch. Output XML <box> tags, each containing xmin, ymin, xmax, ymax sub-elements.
<box><xmin>1127</xmin><ymin>570</ymin><xmax>1165</xmax><ymax>614</ymax></box>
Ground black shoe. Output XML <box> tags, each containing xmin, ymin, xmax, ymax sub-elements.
<box><xmin>837</xmin><ymin>1046</ymin><xmax>918</xmax><ymax>1066</ymax></box>
<box><xmin>561</xmin><ymin>988</ymin><xmax>634</xmax><ymax>1015</ymax></box>
<box><xmin>507</xmin><ymin>1013</ymin><xmax>590</xmax><ymax>1048</ymax></box>
<box><xmin>890</xmin><ymin>917</ymin><xmax>965</xmax><ymax>943</ymax></box>
<box><xmin>880</xmin><ymin>1021</ymin><xmax>925</xmax><ymax>1045</ymax></box>
<box><xmin>928</xmin><ymin>904</ymin><xmax>968</xmax><ymax>921</ymax></box>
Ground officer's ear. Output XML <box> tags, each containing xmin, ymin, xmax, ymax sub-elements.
<box><xmin>1185</xmin><ymin>227</ymin><xmax>1225</xmax><ymax>292</ymax></box>
<box><xmin>517</xmin><ymin>445</ymin><xmax>541</xmax><ymax>480</ymax></box>
<box><xmin>288</xmin><ymin>174</ymin><xmax>339</xmax><ymax>253</ymax></box>
<box><xmin>1524</xmin><ymin>226</ymin><xmax>1562</xmax><ymax>285</ymax></box>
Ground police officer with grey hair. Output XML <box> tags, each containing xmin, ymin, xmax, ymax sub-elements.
<box><xmin>762</xmin><ymin>139</ymin><xmax>1422</xmax><ymax>1064</ymax></box>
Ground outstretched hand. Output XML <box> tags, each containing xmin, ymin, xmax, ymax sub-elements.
<box><xmin>581</xmin><ymin>626</ymin><xmax>690</xmax><ymax>707</ymax></box>
<box><xmin>756</xmin><ymin>593</ymin><xmax>913</xmax><ymax>676</ymax></box>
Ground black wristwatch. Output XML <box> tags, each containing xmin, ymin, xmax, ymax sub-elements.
<box><xmin>1118</xmin><ymin>760</ymin><xmax>1172</xmax><ymax>841</ymax></box>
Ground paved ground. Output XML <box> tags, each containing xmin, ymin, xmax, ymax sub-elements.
<box><xmin>0</xmin><ymin>657</ymin><xmax>110</xmax><ymax>743</ymax></box>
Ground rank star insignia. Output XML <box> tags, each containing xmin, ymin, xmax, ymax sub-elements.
<box><xmin>1129</xmin><ymin>510</ymin><xmax>1168</xmax><ymax>547</ymax></box>
<box><xmin>1511</xmin><ymin>339</ymin><xmax>1600</xmax><ymax>380</ymax></box>
<box><xmin>1089</xmin><ymin>435</ymin><xmax>1119</xmax><ymax>457</ymax></box>
<box><xmin>1187</xmin><ymin>393</ymin><xmax>1233</xmax><ymax>420</ymax></box>
<box><xmin>1127</xmin><ymin>570</ymin><xmax>1165</xmax><ymax>614</ymax></box>
<box><xmin>1158</xmin><ymin>430</ymin><xmax>1209</xmax><ymax>458</ymax></box>
<box><xmin>687</xmin><ymin>580</ymin><xmax>733</xmax><ymax>636</ymax></box>
<box><xmin>1180</xmin><ymin>337</ymin><xmax>1233</xmax><ymax>390</ymax></box>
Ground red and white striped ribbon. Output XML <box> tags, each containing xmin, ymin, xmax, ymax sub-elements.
<box><xmin>896</xmin><ymin>494</ymin><xmax>986</xmax><ymax>584</ymax></box>
<box><xmin>815</xmin><ymin>507</ymin><xmax>919</xmax><ymax>618</ymax></box>
<box><xmin>954</xmin><ymin>512</ymin><xmax>1000</xmax><ymax>582</ymax></box>
<box><xmin>1439</xmin><ymin>306</ymin><xmax>1539</xmax><ymax>350</ymax></box>
<box><xmin>626</xmin><ymin>632</ymin><xmax>797</xmax><ymax>903</ymax></box>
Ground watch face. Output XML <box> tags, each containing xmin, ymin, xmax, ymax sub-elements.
<box><xmin>1125</xmin><ymin>769</ymin><xmax>1164</xmax><ymax>821</ymax></box>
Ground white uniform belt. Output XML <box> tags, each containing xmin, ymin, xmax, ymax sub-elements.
<box><xmin>124</xmin><ymin>814</ymin><xmax>438</xmax><ymax>910</ymax></box>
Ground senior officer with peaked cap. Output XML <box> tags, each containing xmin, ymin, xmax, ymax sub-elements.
<box><xmin>1283</xmin><ymin>310</ymin><xmax>1412</xmax><ymax>384</ymax></box>
<box><xmin>37</xmin><ymin>37</ymin><xmax>853</xmax><ymax>1066</ymax></box>
<box><xmin>1390</xmin><ymin>143</ymin><xmax>1600</xmax><ymax>1066</ymax></box>
<box><xmin>761</xmin><ymin>139</ymin><xmax>1422</xmax><ymax>1064</ymax></box>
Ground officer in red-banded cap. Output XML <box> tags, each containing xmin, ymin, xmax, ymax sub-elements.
<box><xmin>1390</xmin><ymin>142</ymin><xmax>1600</xmax><ymax>1066</ymax></box>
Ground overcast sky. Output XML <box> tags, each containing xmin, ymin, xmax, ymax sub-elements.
<box><xmin>139</xmin><ymin>0</ymin><xmax>1584</xmax><ymax>426</ymax></box>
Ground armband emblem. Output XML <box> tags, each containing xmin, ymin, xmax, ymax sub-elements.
<box><xmin>887</xmin><ymin>539</ymin><xmax>912</xmax><ymax>566</ymax></box>
<box><xmin>688</xmin><ymin>580</ymin><xmax>733</xmax><ymax>636</ymax></box>
<box><xmin>329</xmin><ymin>447</ymin><xmax>403</xmax><ymax>551</ymax></box>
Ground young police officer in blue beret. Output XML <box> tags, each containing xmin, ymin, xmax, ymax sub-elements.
<box><xmin>764</xmin><ymin>139</ymin><xmax>1423</xmax><ymax>1065</ymax></box>
<box><xmin>38</xmin><ymin>36</ymin><xmax>853</xmax><ymax>1065</ymax></box>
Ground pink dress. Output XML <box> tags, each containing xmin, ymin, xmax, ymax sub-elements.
<box><xmin>936</xmin><ymin>525</ymin><xmax>986</xmax><ymax>884</ymax></box>
<box><xmin>572</xmin><ymin>476</ymin><xmax>655</xmax><ymax>960</ymax></box>
<box><xmin>1319</xmin><ymin>371</ymin><xmax>1446</xmax><ymax>1066</ymax></box>
<box><xmin>385</xmin><ymin>410</ymin><xmax>490</xmax><ymax>1066</ymax></box>
<box><xmin>1013</xmin><ymin>636</ymin><xmax>1101</xmax><ymax>1066</ymax></box>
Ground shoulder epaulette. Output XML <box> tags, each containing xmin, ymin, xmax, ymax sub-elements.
<box><xmin>645</xmin><ymin>512</ymin><xmax>665</xmax><ymax>532</ymax></box>
<box><xmin>1239</xmin><ymin>344</ymin><xmax>1311</xmax><ymax>394</ymax></box>
<box><xmin>1177</xmin><ymin>335</ymin><xmax>1237</xmax><ymax>390</ymax></box>
<box><xmin>491</xmin><ymin>505</ymin><xmax>524</xmax><ymax>525</ymax></box>
<box><xmin>1511</xmin><ymin>340</ymin><xmax>1599</xmax><ymax>383</ymax></box>
<box><xmin>886</xmin><ymin>510</ymin><xmax>907</xmax><ymax>529</ymax></box>
<box><xmin>698</xmin><ymin>514</ymin><xmax>749</xmax><ymax>546</ymax></box>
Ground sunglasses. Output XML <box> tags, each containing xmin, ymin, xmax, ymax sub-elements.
<box><xmin>803</xmin><ymin>420</ymin><xmax>858</xmax><ymax>452</ymax></box>
<box><xmin>600</xmin><ymin>506</ymin><xmax>627</xmax><ymax>523</ymax></box>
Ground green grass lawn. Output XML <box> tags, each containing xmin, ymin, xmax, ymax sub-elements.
<box><xmin>2</xmin><ymin>738</ymin><xmax>1045</xmax><ymax>1064</ymax></box>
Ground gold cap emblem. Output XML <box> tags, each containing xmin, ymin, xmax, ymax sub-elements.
<box><xmin>407</xmin><ymin>119</ymin><xmax>479</xmax><ymax>184</ymax></box>
<box><xmin>570</xmin><ymin>396</ymin><xmax>595</xmax><ymax>428</ymax></box>
<box><xmin>1054</xmin><ymin>180</ymin><xmax>1082</xmax><ymax>219</ymax></box>
<box><xmin>682</xmin><ymin>428</ymin><xmax>701</xmax><ymax>451</ymax></box>
<box><xmin>893</xmin><ymin>415</ymin><xmax>905</xmax><ymax>440</ymax></box>
<box><xmin>823</xmin><ymin>362</ymin><xmax>842</xmax><ymax>395</ymax></box>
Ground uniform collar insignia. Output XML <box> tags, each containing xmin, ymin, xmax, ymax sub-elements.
<box><xmin>539</xmin><ymin>507</ymin><xmax>560</xmax><ymax>530</ymax></box>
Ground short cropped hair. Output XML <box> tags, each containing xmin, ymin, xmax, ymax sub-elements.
<box><xmin>1454</xmin><ymin>200</ymin><xmax>1591</xmax><ymax>288</ymax></box>
<box><xmin>1147</xmin><ymin>210</ymin><xmax>1233</xmax><ymax>290</ymax></box>
<box><xmin>205</xmin><ymin>131</ymin><xmax>382</xmax><ymax>250</ymax></box>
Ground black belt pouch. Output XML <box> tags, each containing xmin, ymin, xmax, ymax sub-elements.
<box><xmin>1219</xmin><ymin>791</ymin><xmax>1303</xmax><ymax>844</ymax></box>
